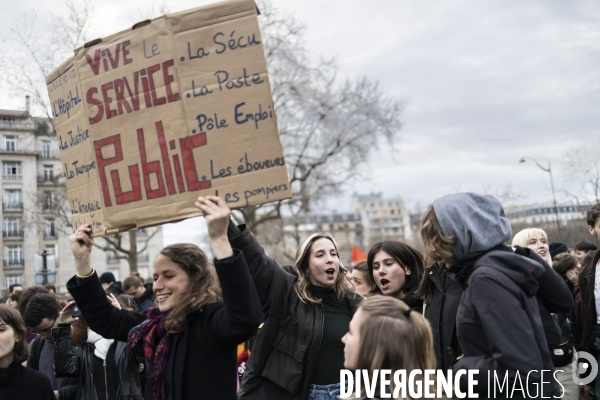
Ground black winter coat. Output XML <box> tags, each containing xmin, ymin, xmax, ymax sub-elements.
<box><xmin>0</xmin><ymin>363</ymin><xmax>55</xmax><ymax>400</ymax></box>
<box><xmin>452</xmin><ymin>248</ymin><xmax>570</xmax><ymax>399</ymax></box>
<box><xmin>423</xmin><ymin>265</ymin><xmax>462</xmax><ymax>371</ymax></box>
<box><xmin>66</xmin><ymin>250</ymin><xmax>262</xmax><ymax>400</ymax></box>
<box><xmin>578</xmin><ymin>250</ymin><xmax>600</xmax><ymax>355</ymax></box>
<box><xmin>231</xmin><ymin>225</ymin><xmax>361</xmax><ymax>400</ymax></box>
<box><xmin>53</xmin><ymin>324</ymin><xmax>143</xmax><ymax>400</ymax></box>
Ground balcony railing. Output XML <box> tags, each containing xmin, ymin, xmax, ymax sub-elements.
<box><xmin>43</xmin><ymin>203</ymin><xmax>58</xmax><ymax>211</ymax></box>
<box><xmin>0</xmin><ymin>120</ymin><xmax>36</xmax><ymax>130</ymax></box>
<box><xmin>2</xmin><ymin>202</ymin><xmax>23</xmax><ymax>211</ymax></box>
<box><xmin>2</xmin><ymin>175</ymin><xmax>22</xmax><ymax>182</ymax></box>
<box><xmin>37</xmin><ymin>176</ymin><xmax>59</xmax><ymax>185</ymax></box>
<box><xmin>43</xmin><ymin>231</ymin><xmax>57</xmax><ymax>239</ymax></box>
<box><xmin>0</xmin><ymin>148</ymin><xmax>40</xmax><ymax>156</ymax></box>
<box><xmin>137</xmin><ymin>253</ymin><xmax>149</xmax><ymax>262</ymax></box>
<box><xmin>3</xmin><ymin>259</ymin><xmax>24</xmax><ymax>268</ymax></box>
<box><xmin>3</xmin><ymin>230</ymin><xmax>24</xmax><ymax>239</ymax></box>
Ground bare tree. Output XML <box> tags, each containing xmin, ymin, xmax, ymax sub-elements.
<box><xmin>236</xmin><ymin>1</ymin><xmax>404</xmax><ymax>238</ymax></box>
<box><xmin>561</xmin><ymin>139</ymin><xmax>600</xmax><ymax>205</ymax></box>
<box><xmin>4</xmin><ymin>0</ymin><xmax>161</xmax><ymax>274</ymax></box>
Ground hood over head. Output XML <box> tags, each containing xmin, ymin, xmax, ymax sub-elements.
<box><xmin>432</xmin><ymin>192</ymin><xmax>512</xmax><ymax>263</ymax></box>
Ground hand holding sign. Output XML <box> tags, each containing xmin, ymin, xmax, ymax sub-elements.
<box><xmin>195</xmin><ymin>196</ymin><xmax>233</xmax><ymax>259</ymax></box>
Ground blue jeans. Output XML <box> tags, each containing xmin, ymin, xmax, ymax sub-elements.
<box><xmin>308</xmin><ymin>383</ymin><xmax>341</xmax><ymax>400</ymax></box>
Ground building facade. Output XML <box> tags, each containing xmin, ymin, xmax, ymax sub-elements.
<box><xmin>351</xmin><ymin>192</ymin><xmax>411</xmax><ymax>248</ymax></box>
<box><xmin>0</xmin><ymin>101</ymin><xmax>162</xmax><ymax>296</ymax></box>
<box><xmin>505</xmin><ymin>203</ymin><xmax>592</xmax><ymax>225</ymax></box>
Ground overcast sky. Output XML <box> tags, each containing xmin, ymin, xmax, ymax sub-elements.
<box><xmin>1</xmin><ymin>0</ymin><xmax>599</xmax><ymax>243</ymax></box>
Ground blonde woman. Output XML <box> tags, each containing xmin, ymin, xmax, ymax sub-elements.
<box><xmin>220</xmin><ymin>196</ymin><xmax>361</xmax><ymax>400</ymax></box>
<box><xmin>512</xmin><ymin>228</ymin><xmax>552</xmax><ymax>264</ymax></box>
<box><xmin>341</xmin><ymin>296</ymin><xmax>442</xmax><ymax>400</ymax></box>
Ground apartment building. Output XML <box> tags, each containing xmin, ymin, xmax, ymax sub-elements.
<box><xmin>0</xmin><ymin>100</ymin><xmax>162</xmax><ymax>295</ymax></box>
<box><xmin>351</xmin><ymin>192</ymin><xmax>411</xmax><ymax>248</ymax></box>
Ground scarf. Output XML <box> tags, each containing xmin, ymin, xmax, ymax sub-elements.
<box><xmin>87</xmin><ymin>328</ymin><xmax>114</xmax><ymax>360</ymax></box>
<box><xmin>128</xmin><ymin>307</ymin><xmax>169</xmax><ymax>400</ymax></box>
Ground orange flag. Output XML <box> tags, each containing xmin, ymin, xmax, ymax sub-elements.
<box><xmin>352</xmin><ymin>245</ymin><xmax>368</xmax><ymax>265</ymax></box>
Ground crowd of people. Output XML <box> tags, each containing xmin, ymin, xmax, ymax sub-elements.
<box><xmin>0</xmin><ymin>193</ymin><xmax>599</xmax><ymax>400</ymax></box>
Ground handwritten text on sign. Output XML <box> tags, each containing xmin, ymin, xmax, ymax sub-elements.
<box><xmin>45</xmin><ymin>0</ymin><xmax>291</xmax><ymax>236</ymax></box>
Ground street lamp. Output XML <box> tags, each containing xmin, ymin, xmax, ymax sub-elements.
<box><xmin>519</xmin><ymin>157</ymin><xmax>562</xmax><ymax>239</ymax></box>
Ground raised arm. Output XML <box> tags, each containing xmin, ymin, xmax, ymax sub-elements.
<box><xmin>66</xmin><ymin>225</ymin><xmax>145</xmax><ymax>341</ymax></box>
<box><xmin>195</xmin><ymin>196</ymin><xmax>262</xmax><ymax>344</ymax></box>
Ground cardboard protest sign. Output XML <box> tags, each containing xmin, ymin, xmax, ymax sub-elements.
<box><xmin>45</xmin><ymin>0</ymin><xmax>291</xmax><ymax>236</ymax></box>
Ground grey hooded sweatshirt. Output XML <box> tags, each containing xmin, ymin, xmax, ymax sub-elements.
<box><xmin>433</xmin><ymin>193</ymin><xmax>566</xmax><ymax>399</ymax></box>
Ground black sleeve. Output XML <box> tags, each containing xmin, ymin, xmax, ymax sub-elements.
<box><xmin>514</xmin><ymin>246</ymin><xmax>573</xmax><ymax>313</ymax></box>
<box><xmin>210</xmin><ymin>249</ymin><xmax>262</xmax><ymax>345</ymax></box>
<box><xmin>229</xmin><ymin>224</ymin><xmax>290</xmax><ymax>310</ymax></box>
<box><xmin>52</xmin><ymin>324</ymin><xmax>81</xmax><ymax>377</ymax></box>
<box><xmin>58</xmin><ymin>385</ymin><xmax>78</xmax><ymax>400</ymax></box>
<box><xmin>66</xmin><ymin>271</ymin><xmax>146</xmax><ymax>342</ymax></box>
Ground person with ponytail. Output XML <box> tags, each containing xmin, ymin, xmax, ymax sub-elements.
<box><xmin>64</xmin><ymin>196</ymin><xmax>262</xmax><ymax>400</ymax></box>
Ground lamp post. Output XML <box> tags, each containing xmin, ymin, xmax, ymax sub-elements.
<box><xmin>519</xmin><ymin>157</ymin><xmax>562</xmax><ymax>239</ymax></box>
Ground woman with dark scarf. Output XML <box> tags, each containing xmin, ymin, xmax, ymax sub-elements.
<box><xmin>420</xmin><ymin>193</ymin><xmax>571</xmax><ymax>399</ymax></box>
<box><xmin>0</xmin><ymin>305</ymin><xmax>55</xmax><ymax>400</ymax></box>
<box><xmin>64</xmin><ymin>196</ymin><xmax>262</xmax><ymax>400</ymax></box>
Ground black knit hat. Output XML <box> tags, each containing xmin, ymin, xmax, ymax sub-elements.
<box><xmin>549</xmin><ymin>243</ymin><xmax>569</xmax><ymax>259</ymax></box>
<box><xmin>99</xmin><ymin>272</ymin><xmax>116</xmax><ymax>284</ymax></box>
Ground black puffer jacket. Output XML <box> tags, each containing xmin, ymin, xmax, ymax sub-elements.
<box><xmin>53</xmin><ymin>325</ymin><xmax>143</xmax><ymax>400</ymax></box>
<box><xmin>136</xmin><ymin>284</ymin><xmax>155</xmax><ymax>313</ymax></box>
<box><xmin>230</xmin><ymin>225</ymin><xmax>361</xmax><ymax>400</ymax></box>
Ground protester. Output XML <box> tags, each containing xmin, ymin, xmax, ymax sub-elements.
<box><xmin>5</xmin><ymin>284</ymin><xmax>23</xmax><ymax>306</ymax></box>
<box><xmin>421</xmin><ymin>193</ymin><xmax>570</xmax><ymax>398</ymax></box>
<box><xmin>0</xmin><ymin>305</ymin><xmax>55</xmax><ymax>400</ymax></box>
<box><xmin>347</xmin><ymin>261</ymin><xmax>372</xmax><ymax>297</ymax></box>
<box><xmin>22</xmin><ymin>293</ymin><xmax>77</xmax><ymax>399</ymax></box>
<box><xmin>341</xmin><ymin>296</ymin><xmax>440</xmax><ymax>399</ymax></box>
<box><xmin>512</xmin><ymin>227</ymin><xmax>552</xmax><ymax>264</ymax></box>
<box><xmin>226</xmin><ymin>197</ymin><xmax>361</xmax><ymax>400</ymax></box>
<box><xmin>8</xmin><ymin>292</ymin><xmax>22</xmax><ymax>309</ymax></box>
<box><xmin>53</xmin><ymin>301</ymin><xmax>144</xmax><ymax>400</ymax></box>
<box><xmin>575</xmin><ymin>240</ymin><xmax>598</xmax><ymax>265</ymax></box>
<box><xmin>43</xmin><ymin>283</ymin><xmax>56</xmax><ymax>295</ymax></box>
<box><xmin>367</xmin><ymin>241</ymin><xmax>424</xmax><ymax>313</ymax></box>
<box><xmin>123</xmin><ymin>276</ymin><xmax>155</xmax><ymax>313</ymax></box>
<box><xmin>16</xmin><ymin>286</ymin><xmax>49</xmax><ymax>343</ymax></box>
<box><xmin>415</xmin><ymin>217</ymin><xmax>462</xmax><ymax>372</ymax></box>
<box><xmin>66</xmin><ymin>196</ymin><xmax>261</xmax><ymax>400</ymax></box>
<box><xmin>99</xmin><ymin>272</ymin><xmax>125</xmax><ymax>296</ymax></box>
<box><xmin>577</xmin><ymin>202</ymin><xmax>600</xmax><ymax>399</ymax></box>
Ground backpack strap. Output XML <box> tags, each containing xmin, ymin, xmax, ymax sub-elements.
<box><xmin>29</xmin><ymin>335</ymin><xmax>45</xmax><ymax>371</ymax></box>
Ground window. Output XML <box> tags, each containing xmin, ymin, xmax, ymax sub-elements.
<box><xmin>5</xmin><ymin>274</ymin><xmax>23</xmax><ymax>288</ymax></box>
<box><xmin>3</xmin><ymin>135</ymin><xmax>17</xmax><ymax>152</ymax></box>
<box><xmin>6</xmin><ymin>246</ymin><xmax>23</xmax><ymax>266</ymax></box>
<box><xmin>41</xmin><ymin>141</ymin><xmax>51</xmax><ymax>158</ymax></box>
<box><xmin>45</xmin><ymin>219</ymin><xmax>56</xmax><ymax>238</ymax></box>
<box><xmin>3</xmin><ymin>218</ymin><xmax>21</xmax><ymax>237</ymax></box>
<box><xmin>3</xmin><ymin>162</ymin><xmax>21</xmax><ymax>178</ymax></box>
<box><xmin>43</xmin><ymin>165</ymin><xmax>54</xmax><ymax>182</ymax></box>
<box><xmin>43</xmin><ymin>191</ymin><xmax>54</xmax><ymax>210</ymax></box>
<box><xmin>3</xmin><ymin>189</ymin><xmax>22</xmax><ymax>209</ymax></box>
